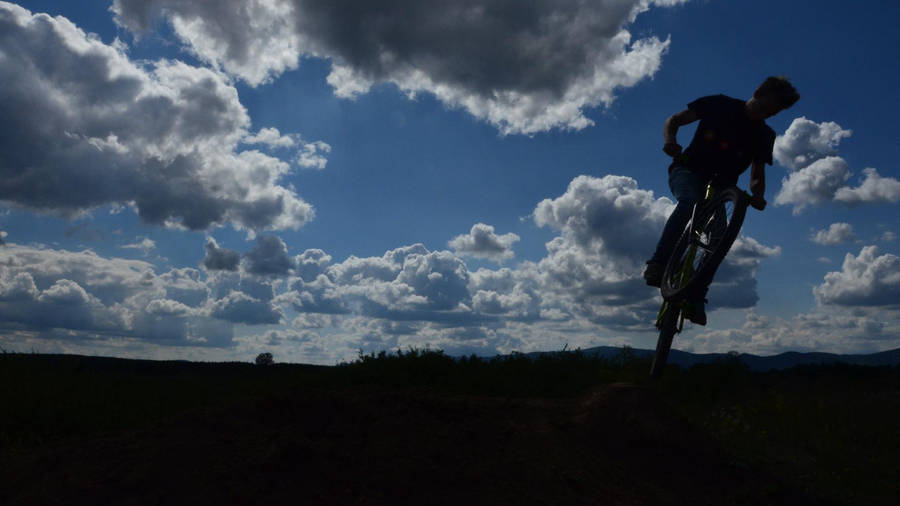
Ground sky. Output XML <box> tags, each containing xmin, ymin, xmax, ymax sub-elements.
<box><xmin>1</xmin><ymin>0</ymin><xmax>898</xmax><ymax>364</ymax></box>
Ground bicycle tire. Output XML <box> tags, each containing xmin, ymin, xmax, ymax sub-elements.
<box><xmin>649</xmin><ymin>304</ymin><xmax>679</xmax><ymax>380</ymax></box>
<box><xmin>660</xmin><ymin>187</ymin><xmax>748</xmax><ymax>301</ymax></box>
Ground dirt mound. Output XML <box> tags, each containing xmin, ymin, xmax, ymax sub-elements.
<box><xmin>2</xmin><ymin>383</ymin><xmax>828</xmax><ymax>505</ymax></box>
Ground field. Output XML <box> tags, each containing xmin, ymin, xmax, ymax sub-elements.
<box><xmin>2</xmin><ymin>349</ymin><xmax>898</xmax><ymax>505</ymax></box>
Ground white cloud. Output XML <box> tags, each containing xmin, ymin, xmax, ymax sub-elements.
<box><xmin>111</xmin><ymin>0</ymin><xmax>688</xmax><ymax>134</ymax></box>
<box><xmin>811</xmin><ymin>223</ymin><xmax>855</xmax><ymax>245</ymax></box>
<box><xmin>882</xmin><ymin>231</ymin><xmax>897</xmax><ymax>242</ymax></box>
<box><xmin>0</xmin><ymin>243</ymin><xmax>228</xmax><ymax>344</ymax></box>
<box><xmin>833</xmin><ymin>168</ymin><xmax>900</xmax><ymax>205</ymax></box>
<box><xmin>295</xmin><ymin>140</ymin><xmax>331</xmax><ymax>170</ymax></box>
<box><xmin>0</xmin><ymin>4</ymin><xmax>318</xmax><ymax>232</ymax></box>
<box><xmin>773</xmin><ymin>117</ymin><xmax>900</xmax><ymax>212</ymax></box>
<box><xmin>120</xmin><ymin>237</ymin><xmax>157</xmax><ymax>255</ymax></box>
<box><xmin>813</xmin><ymin>246</ymin><xmax>900</xmax><ymax>307</ymax></box>
<box><xmin>0</xmin><ymin>171</ymin><xmax>787</xmax><ymax>361</ymax></box>
<box><xmin>774</xmin><ymin>117</ymin><xmax>852</xmax><ymax>171</ymax></box>
<box><xmin>0</xmin><ymin>239</ymin><xmax>322</xmax><ymax>349</ymax></box>
<box><xmin>243</xmin><ymin>127</ymin><xmax>297</xmax><ymax>148</ymax></box>
<box><xmin>449</xmin><ymin>223</ymin><xmax>519</xmax><ymax>262</ymax></box>
<box><xmin>687</xmin><ymin>308</ymin><xmax>900</xmax><ymax>355</ymax></box>
<box><xmin>534</xmin><ymin>174</ymin><xmax>673</xmax><ymax>262</ymax></box>
<box><xmin>774</xmin><ymin>157</ymin><xmax>850</xmax><ymax>214</ymax></box>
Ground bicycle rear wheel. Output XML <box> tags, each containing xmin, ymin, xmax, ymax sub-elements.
<box><xmin>649</xmin><ymin>304</ymin><xmax>679</xmax><ymax>380</ymax></box>
<box><xmin>661</xmin><ymin>187</ymin><xmax>748</xmax><ymax>301</ymax></box>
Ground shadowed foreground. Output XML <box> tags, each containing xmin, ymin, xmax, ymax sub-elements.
<box><xmin>3</xmin><ymin>382</ymin><xmax>828</xmax><ymax>505</ymax></box>
<box><xmin>4</xmin><ymin>351</ymin><xmax>897</xmax><ymax>505</ymax></box>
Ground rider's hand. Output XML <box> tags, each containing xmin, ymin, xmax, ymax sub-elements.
<box><xmin>663</xmin><ymin>142</ymin><xmax>683</xmax><ymax>159</ymax></box>
<box><xmin>750</xmin><ymin>194</ymin><xmax>767</xmax><ymax>211</ymax></box>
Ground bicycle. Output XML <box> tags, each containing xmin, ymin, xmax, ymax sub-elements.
<box><xmin>648</xmin><ymin>183</ymin><xmax>765</xmax><ymax>380</ymax></box>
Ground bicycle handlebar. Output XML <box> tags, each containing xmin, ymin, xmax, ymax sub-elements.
<box><xmin>668</xmin><ymin>154</ymin><xmax>767</xmax><ymax>211</ymax></box>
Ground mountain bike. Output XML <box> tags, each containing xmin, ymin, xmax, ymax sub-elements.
<box><xmin>648</xmin><ymin>184</ymin><xmax>765</xmax><ymax>380</ymax></box>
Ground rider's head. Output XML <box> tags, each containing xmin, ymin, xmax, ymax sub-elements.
<box><xmin>746</xmin><ymin>76</ymin><xmax>800</xmax><ymax>120</ymax></box>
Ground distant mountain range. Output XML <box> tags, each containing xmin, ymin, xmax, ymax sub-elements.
<box><xmin>506</xmin><ymin>346</ymin><xmax>900</xmax><ymax>371</ymax></box>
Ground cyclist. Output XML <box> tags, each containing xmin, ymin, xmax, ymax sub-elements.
<box><xmin>643</xmin><ymin>76</ymin><xmax>799</xmax><ymax>325</ymax></box>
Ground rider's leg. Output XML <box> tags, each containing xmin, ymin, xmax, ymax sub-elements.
<box><xmin>647</xmin><ymin>166</ymin><xmax>707</xmax><ymax>266</ymax></box>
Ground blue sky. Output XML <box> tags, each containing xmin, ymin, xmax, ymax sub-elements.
<box><xmin>1</xmin><ymin>0</ymin><xmax>898</xmax><ymax>363</ymax></box>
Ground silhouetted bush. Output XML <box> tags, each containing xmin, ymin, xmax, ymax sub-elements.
<box><xmin>255</xmin><ymin>352</ymin><xmax>274</xmax><ymax>366</ymax></box>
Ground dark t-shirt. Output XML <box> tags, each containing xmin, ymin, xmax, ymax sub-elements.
<box><xmin>679</xmin><ymin>94</ymin><xmax>776</xmax><ymax>187</ymax></box>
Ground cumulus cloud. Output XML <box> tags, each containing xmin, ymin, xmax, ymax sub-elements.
<box><xmin>285</xmin><ymin>244</ymin><xmax>476</xmax><ymax>321</ymax></box>
<box><xmin>243</xmin><ymin>127</ymin><xmax>297</xmax><ymax>149</ymax></box>
<box><xmin>774</xmin><ymin>117</ymin><xmax>852</xmax><ymax>171</ymax></box>
<box><xmin>773</xmin><ymin>117</ymin><xmax>900</xmax><ymax>212</ymax></box>
<box><xmin>210</xmin><ymin>291</ymin><xmax>283</xmax><ymax>324</ymax></box>
<box><xmin>111</xmin><ymin>0</ymin><xmax>687</xmax><ymax>134</ymax></box>
<box><xmin>0</xmin><ymin>239</ymin><xmax>321</xmax><ymax>349</ymax></box>
<box><xmin>244</xmin><ymin>235</ymin><xmax>295</xmax><ymax>276</ymax></box>
<box><xmin>814</xmin><ymin>246</ymin><xmax>900</xmax><ymax>307</ymax></box>
<box><xmin>774</xmin><ymin>157</ymin><xmax>850</xmax><ymax>214</ymax></box>
<box><xmin>0</xmin><ymin>4</ymin><xmax>320</xmax><ymax>232</ymax></box>
<box><xmin>532</xmin><ymin>175</ymin><xmax>677</xmax><ymax>327</ymax></box>
<box><xmin>449</xmin><ymin>223</ymin><xmax>519</xmax><ymax>262</ymax></box>
<box><xmin>534</xmin><ymin>174</ymin><xmax>673</xmax><ymax>262</ymax></box>
<box><xmin>833</xmin><ymin>168</ymin><xmax>900</xmax><ymax>205</ymax></box>
<box><xmin>811</xmin><ymin>223</ymin><xmax>855</xmax><ymax>245</ymax></box>
<box><xmin>243</xmin><ymin>127</ymin><xmax>332</xmax><ymax>170</ymax></box>
<box><xmin>0</xmin><ymin>243</ymin><xmax>229</xmax><ymax>344</ymax></box>
<box><xmin>294</xmin><ymin>248</ymin><xmax>332</xmax><ymax>282</ymax></box>
<box><xmin>202</xmin><ymin>237</ymin><xmax>240</xmax><ymax>271</ymax></box>
<box><xmin>296</xmin><ymin>141</ymin><xmax>331</xmax><ymax>170</ymax></box>
<box><xmin>688</xmin><ymin>308</ymin><xmax>900</xmax><ymax>355</ymax></box>
<box><xmin>706</xmin><ymin>236</ymin><xmax>781</xmax><ymax>310</ymax></box>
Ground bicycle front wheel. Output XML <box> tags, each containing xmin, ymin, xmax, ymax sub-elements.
<box><xmin>661</xmin><ymin>187</ymin><xmax>748</xmax><ymax>301</ymax></box>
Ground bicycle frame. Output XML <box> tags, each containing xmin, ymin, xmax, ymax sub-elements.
<box><xmin>654</xmin><ymin>184</ymin><xmax>716</xmax><ymax>333</ymax></box>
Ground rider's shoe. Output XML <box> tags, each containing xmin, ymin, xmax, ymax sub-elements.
<box><xmin>683</xmin><ymin>298</ymin><xmax>707</xmax><ymax>326</ymax></box>
<box><xmin>643</xmin><ymin>261</ymin><xmax>663</xmax><ymax>287</ymax></box>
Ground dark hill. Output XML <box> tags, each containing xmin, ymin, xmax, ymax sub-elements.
<box><xmin>517</xmin><ymin>346</ymin><xmax>900</xmax><ymax>371</ymax></box>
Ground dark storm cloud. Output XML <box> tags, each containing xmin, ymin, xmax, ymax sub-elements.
<box><xmin>111</xmin><ymin>0</ymin><xmax>685</xmax><ymax>133</ymax></box>
<box><xmin>244</xmin><ymin>235</ymin><xmax>296</xmax><ymax>276</ymax></box>
<box><xmin>203</xmin><ymin>238</ymin><xmax>241</xmax><ymax>271</ymax></box>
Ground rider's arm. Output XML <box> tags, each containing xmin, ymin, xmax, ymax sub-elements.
<box><xmin>663</xmin><ymin>109</ymin><xmax>698</xmax><ymax>156</ymax></box>
<box><xmin>749</xmin><ymin>161</ymin><xmax>767</xmax><ymax>210</ymax></box>
<box><xmin>750</xmin><ymin>161</ymin><xmax>765</xmax><ymax>197</ymax></box>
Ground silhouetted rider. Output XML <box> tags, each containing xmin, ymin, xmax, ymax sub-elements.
<box><xmin>644</xmin><ymin>76</ymin><xmax>799</xmax><ymax>325</ymax></box>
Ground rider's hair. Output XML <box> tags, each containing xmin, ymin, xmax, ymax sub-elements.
<box><xmin>756</xmin><ymin>76</ymin><xmax>800</xmax><ymax>110</ymax></box>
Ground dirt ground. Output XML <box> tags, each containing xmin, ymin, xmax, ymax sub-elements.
<box><xmin>1</xmin><ymin>383</ymin><xmax>832</xmax><ymax>505</ymax></box>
